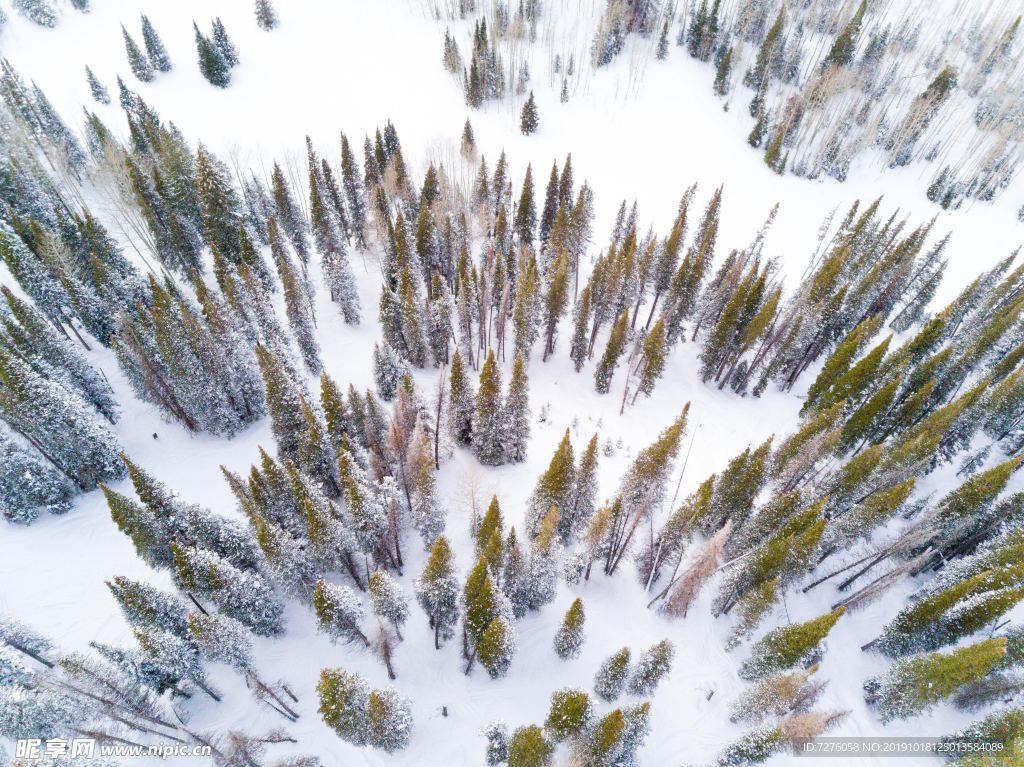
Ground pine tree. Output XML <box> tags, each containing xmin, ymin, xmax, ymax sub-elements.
<box><xmin>864</xmin><ymin>638</ymin><xmax>1007</xmax><ymax>722</ymax></box>
<box><xmin>313</xmin><ymin>579</ymin><xmax>369</xmax><ymax>646</ymax></box>
<box><xmin>448</xmin><ymin>347</ymin><xmax>475</xmax><ymax>445</ymax></box>
<box><xmin>729</xmin><ymin>666</ymin><xmax>826</xmax><ymax>724</ymax></box>
<box><xmin>474</xmin><ymin>350</ymin><xmax>505</xmax><ymax>465</ymax></box>
<box><xmin>540</xmin><ymin>162</ymin><xmax>560</xmax><ymax>245</ymax></box>
<box><xmin>515</xmin><ymin>164</ymin><xmax>536</xmax><ymax>247</ymax></box>
<box><xmin>554</xmin><ymin>597</ymin><xmax>585</xmax><ymax>659</ymax></box>
<box><xmin>84</xmin><ymin>65</ymin><xmax>110</xmax><ymax>104</ymax></box>
<box><xmin>595</xmin><ymin>310</ymin><xmax>629</xmax><ymax>394</ymax></box>
<box><xmin>461</xmin><ymin>118</ymin><xmax>476</xmax><ymax>158</ymax></box>
<box><xmin>594</xmin><ymin>647</ymin><xmax>631</xmax><ymax>702</ymax></box>
<box><xmin>369</xmin><ymin>570</ymin><xmax>410</xmax><ymax>640</ymax></box>
<box><xmin>507</xmin><ymin>725</ymin><xmax>553</xmax><ymax>767</ymax></box>
<box><xmin>0</xmin><ymin>432</ymin><xmax>74</xmax><ymax>524</ymax></box>
<box><xmin>627</xmin><ymin>639</ymin><xmax>674</xmax><ymax>695</ymax></box>
<box><xmin>107</xmin><ymin>576</ymin><xmax>188</xmax><ymax>636</ymax></box>
<box><xmin>546</xmin><ymin>688</ymin><xmax>593</xmax><ymax>741</ymax></box>
<box><xmin>211</xmin><ymin>17</ymin><xmax>239</xmax><ymax>66</ymax></box>
<box><xmin>477</xmin><ymin>615</ymin><xmax>515</xmax><ymax>678</ymax></box>
<box><xmin>140</xmin><ymin>15</ymin><xmax>172</xmax><ymax>72</ymax></box>
<box><xmin>254</xmin><ymin>0</ymin><xmax>278</xmax><ymax>30</ymax></box>
<box><xmin>367</xmin><ymin>687</ymin><xmax>414</xmax><ymax>751</ymax></box>
<box><xmin>415</xmin><ymin>536</ymin><xmax>460</xmax><ymax>648</ymax></box>
<box><xmin>713</xmin><ymin>46</ymin><xmax>732</xmax><ymax>95</ymax></box>
<box><xmin>317</xmin><ymin>667</ymin><xmax>371</xmax><ymax>745</ymax></box>
<box><xmin>520</xmin><ymin>91</ymin><xmax>539</xmax><ymax>135</ymax></box>
<box><xmin>528</xmin><ymin>429</ymin><xmax>576</xmax><ymax>538</ymax></box>
<box><xmin>484</xmin><ymin>721</ymin><xmax>510</xmax><ymax>765</ymax></box>
<box><xmin>194</xmin><ymin>22</ymin><xmax>230</xmax><ymax>87</ymax></box>
<box><xmin>255</xmin><ymin>343</ymin><xmax>307</xmax><ymax>463</ymax></box>
<box><xmin>123</xmin><ymin>26</ymin><xmax>155</xmax><ymax>82</ymax></box>
<box><xmin>373</xmin><ymin>342</ymin><xmax>404</xmax><ymax>401</ymax></box>
<box><xmin>821</xmin><ymin>0</ymin><xmax>866</xmax><ymax>70</ymax></box>
<box><xmin>11</xmin><ymin>0</ymin><xmax>57</xmax><ymax>27</ymax></box>
<box><xmin>502</xmin><ymin>352</ymin><xmax>530</xmax><ymax>464</ymax></box>
<box><xmin>739</xmin><ymin>608</ymin><xmax>845</xmax><ymax>680</ymax></box>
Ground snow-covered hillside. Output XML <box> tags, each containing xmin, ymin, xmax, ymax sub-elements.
<box><xmin>1</xmin><ymin>2</ymin><xmax>1023</xmax><ymax>766</ymax></box>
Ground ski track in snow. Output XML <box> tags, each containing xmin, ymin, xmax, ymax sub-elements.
<box><xmin>1</xmin><ymin>1</ymin><xmax>1023</xmax><ymax>765</ymax></box>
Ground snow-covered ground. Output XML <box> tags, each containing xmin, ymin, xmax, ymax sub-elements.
<box><xmin>1</xmin><ymin>1</ymin><xmax>1023</xmax><ymax>765</ymax></box>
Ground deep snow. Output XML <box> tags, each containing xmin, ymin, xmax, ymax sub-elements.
<box><xmin>1</xmin><ymin>1</ymin><xmax>1023</xmax><ymax>766</ymax></box>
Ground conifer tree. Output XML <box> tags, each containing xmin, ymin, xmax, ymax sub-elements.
<box><xmin>595</xmin><ymin>310</ymin><xmax>629</xmax><ymax>394</ymax></box>
<box><xmin>507</xmin><ymin>725</ymin><xmax>553</xmax><ymax>767</ymax></box>
<box><xmin>123</xmin><ymin>26</ymin><xmax>155</xmax><ymax>82</ymax></box>
<box><xmin>410</xmin><ymin>423</ymin><xmax>445</xmax><ymax>548</ymax></box>
<box><xmin>540</xmin><ymin>161</ymin><xmax>560</xmax><ymax>245</ymax></box>
<box><xmin>864</xmin><ymin>638</ymin><xmax>1007</xmax><ymax>722</ymax></box>
<box><xmin>313</xmin><ymin>579</ymin><xmax>369</xmax><ymax>646</ymax></box>
<box><xmin>85</xmin><ymin>65</ymin><xmax>109</xmax><ymax>104</ymax></box>
<box><xmin>0</xmin><ymin>432</ymin><xmax>74</xmax><ymax>524</ymax></box>
<box><xmin>627</xmin><ymin>639</ymin><xmax>674</xmax><ymax>695</ymax></box>
<box><xmin>474</xmin><ymin>350</ymin><xmax>505</xmax><ymax>465</ymax></box>
<box><xmin>448</xmin><ymin>347</ymin><xmax>475</xmax><ymax>445</ymax></box>
<box><xmin>255</xmin><ymin>343</ymin><xmax>307</xmax><ymax>463</ymax></box>
<box><xmin>194</xmin><ymin>22</ymin><xmax>230</xmax><ymax>87</ymax></box>
<box><xmin>461</xmin><ymin>118</ymin><xmax>476</xmax><ymax>158</ymax></box>
<box><xmin>254</xmin><ymin>0</ymin><xmax>278</xmax><ymax>30</ymax></box>
<box><xmin>515</xmin><ymin>164</ymin><xmax>536</xmax><ymax>247</ymax></box>
<box><xmin>740</xmin><ymin>608</ymin><xmax>845</xmax><ymax>680</ymax></box>
<box><xmin>478</xmin><ymin>615</ymin><xmax>515</xmax><ymax>679</ymax></box>
<box><xmin>497</xmin><ymin>353</ymin><xmax>528</xmax><ymax>463</ymax></box>
<box><xmin>527</xmin><ymin>429</ymin><xmax>576</xmax><ymax>538</ymax></box>
<box><xmin>369</xmin><ymin>570</ymin><xmax>410</xmax><ymax>641</ymax></box>
<box><xmin>140</xmin><ymin>15</ymin><xmax>171</xmax><ymax>72</ymax></box>
<box><xmin>415</xmin><ymin>536</ymin><xmax>459</xmax><ymax>648</ymax></box>
<box><xmin>211</xmin><ymin>17</ymin><xmax>239</xmax><ymax>66</ymax></box>
<box><xmin>546</xmin><ymin>688</ymin><xmax>593</xmax><ymax>741</ymax></box>
<box><xmin>520</xmin><ymin>91</ymin><xmax>539</xmax><ymax>135</ymax></box>
<box><xmin>594</xmin><ymin>647</ymin><xmax>631</xmax><ymax>702</ymax></box>
<box><xmin>554</xmin><ymin>597</ymin><xmax>585</xmax><ymax>659</ymax></box>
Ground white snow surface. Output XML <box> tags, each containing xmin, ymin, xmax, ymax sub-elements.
<box><xmin>0</xmin><ymin>1</ymin><xmax>1023</xmax><ymax>765</ymax></box>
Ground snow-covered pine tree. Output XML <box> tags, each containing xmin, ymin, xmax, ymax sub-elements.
<box><xmin>84</xmin><ymin>65</ymin><xmax>109</xmax><ymax>104</ymax></box>
<box><xmin>0</xmin><ymin>429</ymin><xmax>74</xmax><ymax>524</ymax></box>
<box><xmin>527</xmin><ymin>429</ymin><xmax>576</xmax><ymax>538</ymax></box>
<box><xmin>140</xmin><ymin>15</ymin><xmax>171</xmax><ymax>72</ymax></box>
<box><xmin>369</xmin><ymin>570</ymin><xmax>410</xmax><ymax>640</ymax></box>
<box><xmin>415</xmin><ymin>536</ymin><xmax>460</xmax><ymax>648</ymax></box>
<box><xmin>864</xmin><ymin>637</ymin><xmax>1007</xmax><ymax>722</ymax></box>
<box><xmin>502</xmin><ymin>352</ymin><xmax>530</xmax><ymax>464</ymax></box>
<box><xmin>546</xmin><ymin>688</ymin><xmax>592</xmax><ymax>741</ymax></box>
<box><xmin>313</xmin><ymin>579</ymin><xmax>369</xmax><ymax>646</ymax></box>
<box><xmin>594</xmin><ymin>647</ymin><xmax>631</xmax><ymax>702</ymax></box>
<box><xmin>507</xmin><ymin>725</ymin><xmax>553</xmax><ymax>767</ymax></box>
<box><xmin>194</xmin><ymin>22</ymin><xmax>230</xmax><ymax>87</ymax></box>
<box><xmin>473</xmin><ymin>350</ymin><xmax>505</xmax><ymax>465</ymax></box>
<box><xmin>520</xmin><ymin>91</ymin><xmax>539</xmax><ymax>135</ymax></box>
<box><xmin>122</xmin><ymin>26</ymin><xmax>155</xmax><ymax>82</ymax></box>
<box><xmin>626</xmin><ymin>639</ymin><xmax>674</xmax><ymax>695</ymax></box>
<box><xmin>554</xmin><ymin>597</ymin><xmax>585</xmax><ymax>659</ymax></box>
<box><xmin>254</xmin><ymin>0</ymin><xmax>279</xmax><ymax>31</ymax></box>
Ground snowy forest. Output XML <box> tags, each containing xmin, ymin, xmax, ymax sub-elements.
<box><xmin>1</xmin><ymin>1</ymin><xmax>1024</xmax><ymax>766</ymax></box>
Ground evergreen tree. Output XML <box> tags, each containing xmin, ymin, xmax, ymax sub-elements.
<box><xmin>739</xmin><ymin>608</ymin><xmax>844</xmax><ymax>680</ymax></box>
<box><xmin>864</xmin><ymin>638</ymin><xmax>1007</xmax><ymax>722</ymax></box>
<box><xmin>474</xmin><ymin>350</ymin><xmax>505</xmax><ymax>465</ymax></box>
<box><xmin>627</xmin><ymin>639</ymin><xmax>674</xmax><ymax>695</ymax></box>
<box><xmin>503</xmin><ymin>352</ymin><xmax>530</xmax><ymax>464</ymax></box>
<box><xmin>546</xmin><ymin>688</ymin><xmax>592</xmax><ymax>741</ymax></box>
<box><xmin>515</xmin><ymin>164</ymin><xmax>536</xmax><ymax>247</ymax></box>
<box><xmin>594</xmin><ymin>647</ymin><xmax>631</xmax><ymax>702</ymax></box>
<box><xmin>595</xmin><ymin>310</ymin><xmax>629</xmax><ymax>394</ymax></box>
<box><xmin>123</xmin><ymin>26</ymin><xmax>155</xmax><ymax>82</ymax></box>
<box><xmin>0</xmin><ymin>431</ymin><xmax>74</xmax><ymax>524</ymax></box>
<box><xmin>140</xmin><ymin>15</ymin><xmax>172</xmax><ymax>72</ymax></box>
<box><xmin>415</xmin><ymin>536</ymin><xmax>460</xmax><ymax>648</ymax></box>
<box><xmin>369</xmin><ymin>570</ymin><xmax>410</xmax><ymax>640</ymax></box>
<box><xmin>484</xmin><ymin>721</ymin><xmax>510</xmax><ymax>765</ymax></box>
<box><xmin>477</xmin><ymin>615</ymin><xmax>515</xmax><ymax>678</ymax></box>
<box><xmin>211</xmin><ymin>17</ymin><xmax>239</xmax><ymax>66</ymax></box>
<box><xmin>313</xmin><ymin>579</ymin><xmax>369</xmax><ymax>646</ymax></box>
<box><xmin>554</xmin><ymin>597</ymin><xmax>585</xmax><ymax>659</ymax></box>
<box><xmin>448</xmin><ymin>347</ymin><xmax>475</xmax><ymax>445</ymax></box>
<box><xmin>527</xmin><ymin>429</ymin><xmax>576</xmax><ymax>538</ymax></box>
<box><xmin>507</xmin><ymin>725</ymin><xmax>553</xmax><ymax>767</ymax></box>
<box><xmin>254</xmin><ymin>0</ymin><xmax>279</xmax><ymax>30</ymax></box>
<box><xmin>194</xmin><ymin>22</ymin><xmax>230</xmax><ymax>87</ymax></box>
<box><xmin>85</xmin><ymin>66</ymin><xmax>110</xmax><ymax>104</ymax></box>
<box><xmin>520</xmin><ymin>91</ymin><xmax>539</xmax><ymax>135</ymax></box>
<box><xmin>255</xmin><ymin>343</ymin><xmax>307</xmax><ymax>463</ymax></box>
